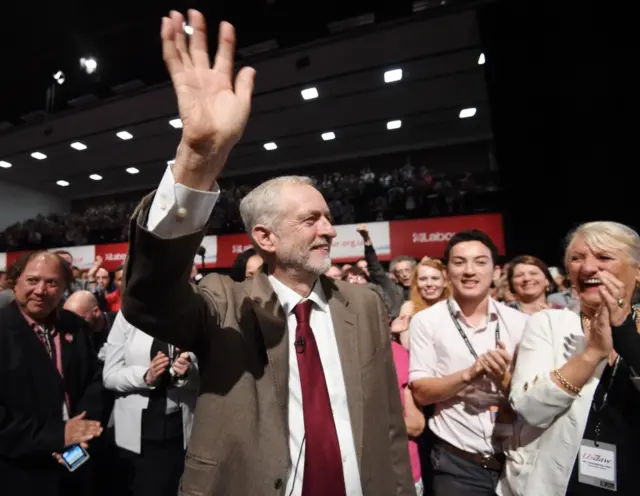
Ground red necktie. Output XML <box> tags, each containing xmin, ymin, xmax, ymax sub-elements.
<box><xmin>294</xmin><ymin>300</ymin><xmax>346</xmax><ymax>496</ymax></box>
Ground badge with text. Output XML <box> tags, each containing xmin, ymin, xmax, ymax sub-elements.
<box><xmin>579</xmin><ymin>439</ymin><xmax>617</xmax><ymax>492</ymax></box>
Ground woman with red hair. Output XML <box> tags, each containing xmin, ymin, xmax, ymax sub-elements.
<box><xmin>391</xmin><ymin>257</ymin><xmax>450</xmax><ymax>349</ymax></box>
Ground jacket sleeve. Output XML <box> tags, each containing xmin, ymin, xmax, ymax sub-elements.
<box><xmin>75</xmin><ymin>325</ymin><xmax>106</xmax><ymax>422</ymax></box>
<box><xmin>0</xmin><ymin>405</ymin><xmax>65</xmax><ymax>458</ymax></box>
<box><xmin>121</xmin><ymin>192</ymin><xmax>225</xmax><ymax>355</ymax></box>
<box><xmin>102</xmin><ymin>312</ymin><xmax>154</xmax><ymax>393</ymax></box>
<box><xmin>612</xmin><ymin>314</ymin><xmax>640</xmax><ymax>376</ymax></box>
<box><xmin>376</xmin><ymin>294</ymin><xmax>415</xmax><ymax>495</ymax></box>
<box><xmin>509</xmin><ymin>311</ymin><xmax>576</xmax><ymax>428</ymax></box>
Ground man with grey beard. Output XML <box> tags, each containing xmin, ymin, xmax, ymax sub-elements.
<box><xmin>121</xmin><ymin>10</ymin><xmax>412</xmax><ymax>496</ymax></box>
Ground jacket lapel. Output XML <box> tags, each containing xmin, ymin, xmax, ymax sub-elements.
<box><xmin>322</xmin><ymin>278</ymin><xmax>364</xmax><ymax>468</ymax></box>
<box><xmin>249</xmin><ymin>273</ymin><xmax>289</xmax><ymax>434</ymax></box>
<box><xmin>7</xmin><ymin>302</ymin><xmax>64</xmax><ymax>380</ymax></box>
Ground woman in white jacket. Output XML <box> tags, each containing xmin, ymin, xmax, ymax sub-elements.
<box><xmin>103</xmin><ymin>311</ymin><xmax>198</xmax><ymax>496</ymax></box>
<box><xmin>498</xmin><ymin>221</ymin><xmax>640</xmax><ymax>496</ymax></box>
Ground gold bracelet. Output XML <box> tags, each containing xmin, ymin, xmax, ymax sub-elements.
<box><xmin>553</xmin><ymin>370</ymin><xmax>581</xmax><ymax>396</ymax></box>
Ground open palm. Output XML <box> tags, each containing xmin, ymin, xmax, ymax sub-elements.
<box><xmin>162</xmin><ymin>10</ymin><xmax>255</xmax><ymax>155</ymax></box>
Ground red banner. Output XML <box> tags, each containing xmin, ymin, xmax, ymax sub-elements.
<box><xmin>388</xmin><ymin>213</ymin><xmax>505</xmax><ymax>260</ymax></box>
<box><xmin>6</xmin><ymin>250</ymin><xmax>33</xmax><ymax>268</ymax></box>
<box><xmin>95</xmin><ymin>243</ymin><xmax>128</xmax><ymax>271</ymax></box>
<box><xmin>216</xmin><ymin>233</ymin><xmax>253</xmax><ymax>268</ymax></box>
<box><xmin>1</xmin><ymin>214</ymin><xmax>505</xmax><ymax>271</ymax></box>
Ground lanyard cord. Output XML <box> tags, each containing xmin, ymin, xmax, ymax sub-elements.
<box><xmin>446</xmin><ymin>299</ymin><xmax>500</xmax><ymax>360</ymax></box>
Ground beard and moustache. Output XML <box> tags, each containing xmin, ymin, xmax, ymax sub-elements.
<box><xmin>276</xmin><ymin>236</ymin><xmax>332</xmax><ymax>276</ymax></box>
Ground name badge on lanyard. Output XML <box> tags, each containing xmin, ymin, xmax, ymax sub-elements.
<box><xmin>579</xmin><ymin>439</ymin><xmax>617</xmax><ymax>491</ymax></box>
<box><xmin>578</xmin><ymin>356</ymin><xmax>620</xmax><ymax>492</ymax></box>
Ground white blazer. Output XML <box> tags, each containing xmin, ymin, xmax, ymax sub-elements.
<box><xmin>103</xmin><ymin>311</ymin><xmax>199</xmax><ymax>454</ymax></box>
<box><xmin>496</xmin><ymin>309</ymin><xmax>608</xmax><ymax>496</ymax></box>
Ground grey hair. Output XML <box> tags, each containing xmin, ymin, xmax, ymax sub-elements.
<box><xmin>239</xmin><ymin>176</ymin><xmax>314</xmax><ymax>240</ymax></box>
<box><xmin>565</xmin><ymin>221</ymin><xmax>640</xmax><ymax>267</ymax></box>
<box><xmin>389</xmin><ymin>255</ymin><xmax>416</xmax><ymax>272</ymax></box>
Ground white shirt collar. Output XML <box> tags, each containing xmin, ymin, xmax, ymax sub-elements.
<box><xmin>268</xmin><ymin>275</ymin><xmax>329</xmax><ymax>315</ymax></box>
<box><xmin>449</xmin><ymin>296</ymin><xmax>499</xmax><ymax>329</ymax></box>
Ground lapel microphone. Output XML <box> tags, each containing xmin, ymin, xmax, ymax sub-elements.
<box><xmin>295</xmin><ymin>337</ymin><xmax>306</xmax><ymax>354</ymax></box>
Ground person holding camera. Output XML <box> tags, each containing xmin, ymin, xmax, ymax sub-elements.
<box><xmin>102</xmin><ymin>312</ymin><xmax>199</xmax><ymax>496</ymax></box>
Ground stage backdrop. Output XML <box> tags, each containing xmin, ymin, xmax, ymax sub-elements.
<box><xmin>0</xmin><ymin>213</ymin><xmax>504</xmax><ymax>271</ymax></box>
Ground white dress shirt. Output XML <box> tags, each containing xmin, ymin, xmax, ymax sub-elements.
<box><xmin>497</xmin><ymin>309</ymin><xmax>607</xmax><ymax>496</ymax></box>
<box><xmin>409</xmin><ymin>297</ymin><xmax>527</xmax><ymax>455</ymax></box>
<box><xmin>146</xmin><ymin>165</ymin><xmax>363</xmax><ymax>496</ymax></box>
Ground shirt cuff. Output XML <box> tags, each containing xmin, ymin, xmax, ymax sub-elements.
<box><xmin>147</xmin><ymin>165</ymin><xmax>220</xmax><ymax>239</ymax></box>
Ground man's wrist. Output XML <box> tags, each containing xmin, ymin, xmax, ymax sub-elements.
<box><xmin>172</xmin><ymin>141</ymin><xmax>230</xmax><ymax>191</ymax></box>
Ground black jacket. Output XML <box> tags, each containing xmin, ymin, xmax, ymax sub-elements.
<box><xmin>0</xmin><ymin>301</ymin><xmax>103</xmax><ymax>496</ymax></box>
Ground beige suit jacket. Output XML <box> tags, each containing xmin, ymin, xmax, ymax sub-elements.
<box><xmin>122</xmin><ymin>197</ymin><xmax>414</xmax><ymax>496</ymax></box>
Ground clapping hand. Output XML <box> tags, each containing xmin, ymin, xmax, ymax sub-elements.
<box><xmin>171</xmin><ymin>351</ymin><xmax>191</xmax><ymax>378</ymax></box>
<box><xmin>390</xmin><ymin>315</ymin><xmax>410</xmax><ymax>335</ymax></box>
<box><xmin>477</xmin><ymin>341</ymin><xmax>513</xmax><ymax>390</ymax></box>
<box><xmin>145</xmin><ymin>352</ymin><xmax>171</xmax><ymax>386</ymax></box>
<box><xmin>598</xmin><ymin>271</ymin><xmax>631</xmax><ymax>326</ymax></box>
<box><xmin>52</xmin><ymin>412</ymin><xmax>103</xmax><ymax>465</ymax></box>
<box><xmin>162</xmin><ymin>10</ymin><xmax>255</xmax><ymax>190</ymax></box>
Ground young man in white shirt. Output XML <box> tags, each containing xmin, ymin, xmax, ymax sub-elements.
<box><xmin>409</xmin><ymin>230</ymin><xmax>527</xmax><ymax>495</ymax></box>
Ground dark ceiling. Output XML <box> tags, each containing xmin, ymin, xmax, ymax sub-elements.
<box><xmin>0</xmin><ymin>0</ymin><xmax>492</xmax><ymax>199</ymax></box>
<box><xmin>3</xmin><ymin>0</ymin><xmax>485</xmax><ymax>127</ymax></box>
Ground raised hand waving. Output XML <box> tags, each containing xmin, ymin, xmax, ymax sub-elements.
<box><xmin>162</xmin><ymin>10</ymin><xmax>255</xmax><ymax>189</ymax></box>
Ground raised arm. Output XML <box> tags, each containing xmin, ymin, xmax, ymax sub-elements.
<box><xmin>121</xmin><ymin>10</ymin><xmax>255</xmax><ymax>351</ymax></box>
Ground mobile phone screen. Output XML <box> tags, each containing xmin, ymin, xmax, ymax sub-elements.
<box><xmin>61</xmin><ymin>445</ymin><xmax>90</xmax><ymax>472</ymax></box>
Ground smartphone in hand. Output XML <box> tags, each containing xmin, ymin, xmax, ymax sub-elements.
<box><xmin>60</xmin><ymin>445</ymin><xmax>90</xmax><ymax>472</ymax></box>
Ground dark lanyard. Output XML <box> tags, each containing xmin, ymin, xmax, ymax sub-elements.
<box><xmin>446</xmin><ymin>299</ymin><xmax>500</xmax><ymax>360</ymax></box>
<box><xmin>590</xmin><ymin>356</ymin><xmax>620</xmax><ymax>447</ymax></box>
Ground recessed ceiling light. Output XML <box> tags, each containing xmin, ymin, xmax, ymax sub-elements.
<box><xmin>56</xmin><ymin>180</ymin><xmax>70</xmax><ymax>187</ymax></box>
<box><xmin>301</xmin><ymin>87</ymin><xmax>319</xmax><ymax>100</ymax></box>
<box><xmin>53</xmin><ymin>71</ymin><xmax>65</xmax><ymax>85</ymax></box>
<box><xmin>459</xmin><ymin>107</ymin><xmax>477</xmax><ymax>119</ymax></box>
<box><xmin>80</xmin><ymin>57</ymin><xmax>98</xmax><ymax>74</ymax></box>
<box><xmin>263</xmin><ymin>142</ymin><xmax>278</xmax><ymax>151</ymax></box>
<box><xmin>31</xmin><ymin>151</ymin><xmax>47</xmax><ymax>160</ymax></box>
<box><xmin>478</xmin><ymin>53</ymin><xmax>486</xmax><ymax>65</ymax></box>
<box><xmin>321</xmin><ymin>132</ymin><xmax>336</xmax><ymax>141</ymax></box>
<box><xmin>70</xmin><ymin>142</ymin><xmax>87</xmax><ymax>151</ymax></box>
<box><xmin>126</xmin><ymin>167</ymin><xmax>139</xmax><ymax>174</ymax></box>
<box><xmin>386</xmin><ymin>120</ymin><xmax>402</xmax><ymax>130</ymax></box>
<box><xmin>89</xmin><ymin>174</ymin><xmax>102</xmax><ymax>181</ymax></box>
<box><xmin>0</xmin><ymin>160</ymin><xmax>11</xmax><ymax>169</ymax></box>
<box><xmin>116</xmin><ymin>131</ymin><xmax>133</xmax><ymax>140</ymax></box>
<box><xmin>384</xmin><ymin>69</ymin><xmax>403</xmax><ymax>83</ymax></box>
<box><xmin>169</xmin><ymin>118</ymin><xmax>183</xmax><ymax>129</ymax></box>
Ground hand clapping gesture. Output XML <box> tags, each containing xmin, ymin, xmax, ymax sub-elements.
<box><xmin>584</xmin><ymin>271</ymin><xmax>630</xmax><ymax>359</ymax></box>
<box><xmin>171</xmin><ymin>351</ymin><xmax>191</xmax><ymax>378</ymax></box>
<box><xmin>162</xmin><ymin>10</ymin><xmax>255</xmax><ymax>189</ymax></box>
<box><xmin>145</xmin><ymin>351</ymin><xmax>171</xmax><ymax>386</ymax></box>
<box><xmin>477</xmin><ymin>341</ymin><xmax>513</xmax><ymax>390</ymax></box>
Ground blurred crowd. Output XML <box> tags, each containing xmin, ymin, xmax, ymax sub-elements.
<box><xmin>0</xmin><ymin>162</ymin><xmax>501</xmax><ymax>252</ymax></box>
